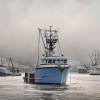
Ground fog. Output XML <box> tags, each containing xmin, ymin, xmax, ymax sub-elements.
<box><xmin>0</xmin><ymin>0</ymin><xmax>100</xmax><ymax>65</ymax></box>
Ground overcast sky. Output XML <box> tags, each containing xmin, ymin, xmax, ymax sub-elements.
<box><xmin>0</xmin><ymin>0</ymin><xmax>100</xmax><ymax>64</ymax></box>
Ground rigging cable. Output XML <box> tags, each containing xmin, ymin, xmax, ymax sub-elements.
<box><xmin>37</xmin><ymin>29</ymin><xmax>41</xmax><ymax>67</ymax></box>
<box><xmin>38</xmin><ymin>28</ymin><xmax>47</xmax><ymax>55</ymax></box>
<box><xmin>58</xmin><ymin>39</ymin><xmax>63</xmax><ymax>56</ymax></box>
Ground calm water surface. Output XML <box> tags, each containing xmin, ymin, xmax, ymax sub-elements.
<box><xmin>0</xmin><ymin>73</ymin><xmax>100</xmax><ymax>100</ymax></box>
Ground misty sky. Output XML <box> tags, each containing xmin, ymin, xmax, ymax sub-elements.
<box><xmin>0</xmin><ymin>0</ymin><xmax>100</xmax><ymax>64</ymax></box>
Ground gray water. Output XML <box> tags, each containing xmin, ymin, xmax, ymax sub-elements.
<box><xmin>0</xmin><ymin>73</ymin><xmax>100</xmax><ymax>100</ymax></box>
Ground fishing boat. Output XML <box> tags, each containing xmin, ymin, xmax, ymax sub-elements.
<box><xmin>89</xmin><ymin>66</ymin><xmax>100</xmax><ymax>75</ymax></box>
<box><xmin>24</xmin><ymin>26</ymin><xmax>70</xmax><ymax>85</ymax></box>
<box><xmin>8</xmin><ymin>57</ymin><xmax>21</xmax><ymax>76</ymax></box>
<box><xmin>78</xmin><ymin>65</ymin><xmax>89</xmax><ymax>73</ymax></box>
<box><xmin>0</xmin><ymin>65</ymin><xmax>12</xmax><ymax>76</ymax></box>
<box><xmin>0</xmin><ymin>57</ymin><xmax>21</xmax><ymax>76</ymax></box>
<box><xmin>89</xmin><ymin>51</ymin><xmax>100</xmax><ymax>75</ymax></box>
<box><xmin>0</xmin><ymin>58</ymin><xmax>12</xmax><ymax>76</ymax></box>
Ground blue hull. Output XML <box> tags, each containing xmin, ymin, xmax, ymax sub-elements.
<box><xmin>34</xmin><ymin>67</ymin><xmax>69</xmax><ymax>85</ymax></box>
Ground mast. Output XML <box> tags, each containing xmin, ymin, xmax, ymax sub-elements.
<box><xmin>37</xmin><ymin>28</ymin><xmax>41</xmax><ymax>66</ymax></box>
<box><xmin>8</xmin><ymin>57</ymin><xmax>15</xmax><ymax>73</ymax></box>
<box><xmin>1</xmin><ymin>58</ymin><xmax>5</xmax><ymax>65</ymax></box>
<box><xmin>45</xmin><ymin>26</ymin><xmax>58</xmax><ymax>57</ymax></box>
<box><xmin>38</xmin><ymin>26</ymin><xmax>58</xmax><ymax>57</ymax></box>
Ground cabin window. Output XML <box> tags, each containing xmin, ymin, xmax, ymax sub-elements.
<box><xmin>55</xmin><ymin>59</ymin><xmax>58</xmax><ymax>64</ymax></box>
<box><xmin>59</xmin><ymin>59</ymin><xmax>62</xmax><ymax>64</ymax></box>
<box><xmin>53</xmin><ymin>59</ymin><xmax>55</xmax><ymax>63</ymax></box>
<box><xmin>41</xmin><ymin>59</ymin><xmax>46</xmax><ymax>64</ymax></box>
<box><xmin>57</xmin><ymin>59</ymin><xmax>60</xmax><ymax>63</ymax></box>
<box><xmin>48</xmin><ymin>59</ymin><xmax>52</xmax><ymax>63</ymax></box>
<box><xmin>64</xmin><ymin>59</ymin><xmax>67</xmax><ymax>63</ymax></box>
<box><xmin>46</xmin><ymin>60</ymin><xmax>48</xmax><ymax>64</ymax></box>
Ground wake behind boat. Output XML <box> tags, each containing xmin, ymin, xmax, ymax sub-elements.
<box><xmin>24</xmin><ymin>26</ymin><xmax>70</xmax><ymax>85</ymax></box>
